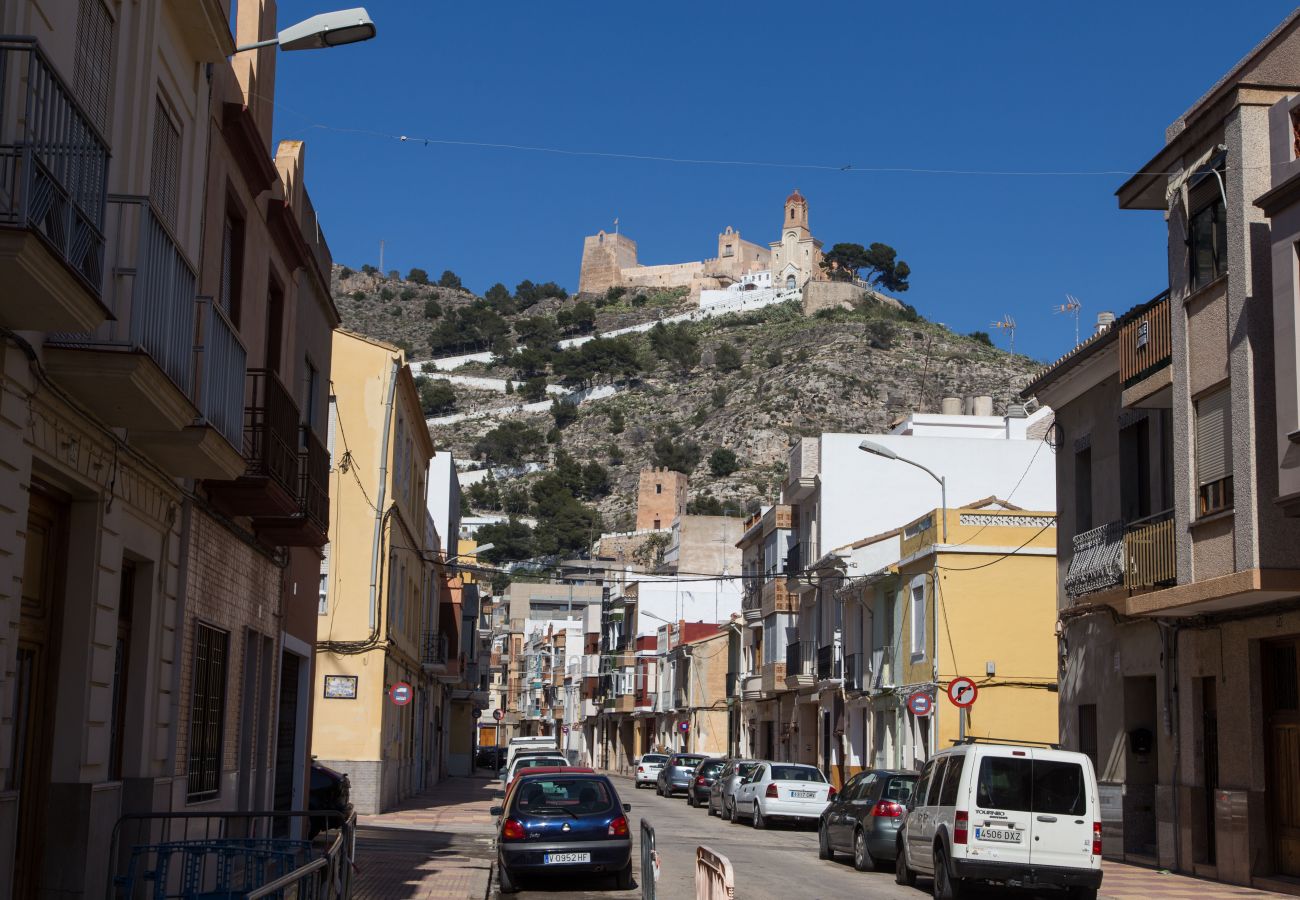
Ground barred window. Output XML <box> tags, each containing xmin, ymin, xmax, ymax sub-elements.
<box><xmin>150</xmin><ymin>98</ymin><xmax>182</xmax><ymax>231</ymax></box>
<box><xmin>187</xmin><ymin>623</ymin><xmax>229</xmax><ymax>802</ymax></box>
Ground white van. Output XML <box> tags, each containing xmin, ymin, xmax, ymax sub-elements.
<box><xmin>504</xmin><ymin>736</ymin><xmax>558</xmax><ymax>770</ymax></box>
<box><xmin>895</xmin><ymin>740</ymin><xmax>1102</xmax><ymax>900</ymax></box>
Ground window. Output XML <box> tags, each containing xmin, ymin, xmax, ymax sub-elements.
<box><xmin>913</xmin><ymin>758</ymin><xmax>938</xmax><ymax>807</ymax></box>
<box><xmin>1195</xmin><ymin>387</ymin><xmax>1233</xmax><ymax>515</ymax></box>
<box><xmin>1119</xmin><ymin>417</ymin><xmax>1151</xmax><ymax>523</ymax></box>
<box><xmin>187</xmin><ymin>623</ymin><xmax>229</xmax><ymax>801</ymax></box>
<box><xmin>74</xmin><ymin>0</ymin><xmax>114</xmax><ymax>137</ymax></box>
<box><xmin>653</xmin><ymin>518</ymin><xmax>660</xmax><ymax>530</ymax></box>
<box><xmin>150</xmin><ymin>98</ymin><xmax>182</xmax><ymax>230</ymax></box>
<box><xmin>1189</xmin><ymin>175</ymin><xmax>1227</xmax><ymax>289</ymax></box>
<box><xmin>1032</xmin><ymin>760</ymin><xmax>1086</xmax><ymax>816</ymax></box>
<box><xmin>656</xmin><ymin>483</ymin><xmax>663</xmax><ymax>494</ymax></box>
<box><xmin>909</xmin><ymin>579</ymin><xmax>926</xmax><ymax>660</ymax></box>
<box><xmin>937</xmin><ymin>754</ymin><xmax>963</xmax><ymax>806</ymax></box>
<box><xmin>976</xmin><ymin>756</ymin><xmax>1032</xmax><ymax>811</ymax></box>
<box><xmin>786</xmin><ymin>275</ymin><xmax>796</xmax><ymax>291</ymax></box>
<box><xmin>723</xmin><ymin>243</ymin><xmax>734</xmax><ymax>257</ymax></box>
<box><xmin>1075</xmin><ymin>444</ymin><xmax>1093</xmax><ymax>533</ymax></box>
<box><xmin>109</xmin><ymin>562</ymin><xmax>136</xmax><ymax>780</ymax></box>
<box><xmin>303</xmin><ymin>358</ymin><xmax>320</xmax><ymax>433</ymax></box>
<box><xmin>218</xmin><ymin>204</ymin><xmax>245</xmax><ymax>324</ymax></box>
<box><xmin>318</xmin><ymin>573</ymin><xmax>328</xmax><ymax>615</ymax></box>
<box><xmin>265</xmin><ymin>280</ymin><xmax>284</xmax><ymax>374</ymax></box>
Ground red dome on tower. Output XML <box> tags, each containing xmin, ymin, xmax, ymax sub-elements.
<box><xmin>786</xmin><ymin>189</ymin><xmax>806</xmax><ymax>205</ymax></box>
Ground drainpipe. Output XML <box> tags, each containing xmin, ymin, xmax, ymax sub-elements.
<box><xmin>368</xmin><ymin>359</ymin><xmax>400</xmax><ymax>631</ymax></box>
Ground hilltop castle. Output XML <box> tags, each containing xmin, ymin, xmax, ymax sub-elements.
<box><xmin>578</xmin><ymin>191</ymin><xmax>825</xmax><ymax>298</ymax></box>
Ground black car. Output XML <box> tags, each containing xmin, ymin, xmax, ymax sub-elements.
<box><xmin>491</xmin><ymin>771</ymin><xmax>633</xmax><ymax>893</ymax></box>
<box><xmin>308</xmin><ymin>762</ymin><xmax>353</xmax><ymax>838</ymax></box>
<box><xmin>687</xmin><ymin>757</ymin><xmax>726</xmax><ymax>808</ymax></box>
<box><xmin>818</xmin><ymin>769</ymin><xmax>917</xmax><ymax>870</ymax></box>
<box><xmin>476</xmin><ymin>746</ymin><xmax>506</xmax><ymax>769</ymax></box>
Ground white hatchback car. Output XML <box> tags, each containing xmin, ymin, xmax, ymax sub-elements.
<box><xmin>731</xmin><ymin>762</ymin><xmax>834</xmax><ymax>828</ymax></box>
<box><xmin>634</xmin><ymin>753</ymin><xmax>668</xmax><ymax>789</ymax></box>
<box><xmin>895</xmin><ymin>741</ymin><xmax>1102</xmax><ymax>900</ymax></box>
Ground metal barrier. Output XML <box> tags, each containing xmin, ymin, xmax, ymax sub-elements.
<box><xmin>107</xmin><ymin>809</ymin><xmax>355</xmax><ymax>900</ymax></box>
<box><xmin>694</xmin><ymin>846</ymin><xmax>734</xmax><ymax>900</ymax></box>
<box><xmin>640</xmin><ymin>818</ymin><xmax>657</xmax><ymax>900</ymax></box>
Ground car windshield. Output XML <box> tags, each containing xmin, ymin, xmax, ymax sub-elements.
<box><xmin>770</xmin><ymin>765</ymin><xmax>826</xmax><ymax>783</ymax></box>
<box><xmin>642</xmin><ymin>755</ymin><xmax>668</xmax><ymax>765</ymax></box>
<box><xmin>515</xmin><ymin>758</ymin><xmax>567</xmax><ymax>773</ymax></box>
<box><xmin>736</xmin><ymin>763</ymin><xmax>759</xmax><ymax>778</ymax></box>
<box><xmin>699</xmin><ymin>760</ymin><xmax>725</xmax><ymax>776</ymax></box>
<box><xmin>512</xmin><ymin>778</ymin><xmax>614</xmax><ymax>816</ymax></box>
<box><xmin>675</xmin><ymin>755</ymin><xmax>705</xmax><ymax>768</ymax></box>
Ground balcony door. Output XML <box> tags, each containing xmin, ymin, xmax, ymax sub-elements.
<box><xmin>12</xmin><ymin>489</ymin><xmax>68</xmax><ymax>899</ymax></box>
<box><xmin>1264</xmin><ymin>638</ymin><xmax>1300</xmax><ymax>877</ymax></box>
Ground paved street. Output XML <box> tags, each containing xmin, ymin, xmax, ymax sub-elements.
<box><xmin>354</xmin><ymin>773</ymin><xmax>1296</xmax><ymax>900</ymax></box>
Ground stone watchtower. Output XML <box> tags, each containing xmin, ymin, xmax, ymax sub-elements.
<box><xmin>635</xmin><ymin>468</ymin><xmax>688</xmax><ymax>531</ymax></box>
<box><xmin>578</xmin><ymin>230</ymin><xmax>638</xmax><ymax>295</ymax></box>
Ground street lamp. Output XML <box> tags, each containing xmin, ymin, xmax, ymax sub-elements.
<box><xmin>234</xmin><ymin>7</ymin><xmax>377</xmax><ymax>53</ymax></box>
<box><xmin>858</xmin><ymin>439</ymin><xmax>950</xmax><ymax>749</ymax></box>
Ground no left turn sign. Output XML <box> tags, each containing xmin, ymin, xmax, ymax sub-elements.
<box><xmin>947</xmin><ymin>677</ymin><xmax>978</xmax><ymax>708</ymax></box>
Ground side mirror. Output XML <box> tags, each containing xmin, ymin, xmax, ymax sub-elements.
<box><xmin>490</xmin><ymin>806</ymin><xmax>503</xmax><ymax>816</ymax></box>
<box><xmin>622</xmin><ymin>803</ymin><xmax>632</xmax><ymax>812</ymax></box>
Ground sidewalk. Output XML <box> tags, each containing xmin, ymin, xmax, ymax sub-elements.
<box><xmin>1102</xmin><ymin>860</ymin><xmax>1296</xmax><ymax>899</ymax></box>
<box><xmin>352</xmin><ymin>775</ymin><xmax>498</xmax><ymax>900</ymax></box>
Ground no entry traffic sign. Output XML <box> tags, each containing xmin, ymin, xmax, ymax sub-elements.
<box><xmin>947</xmin><ymin>677</ymin><xmax>978</xmax><ymax>708</ymax></box>
<box><xmin>907</xmin><ymin>691</ymin><xmax>933</xmax><ymax>717</ymax></box>
<box><xmin>678</xmin><ymin>720</ymin><xmax>690</xmax><ymax>734</ymax></box>
<box><xmin>390</xmin><ymin>681</ymin><xmax>413</xmax><ymax>706</ymax></box>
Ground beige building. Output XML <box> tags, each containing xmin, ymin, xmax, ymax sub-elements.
<box><xmin>1024</xmin><ymin>13</ymin><xmax>1300</xmax><ymax>888</ymax></box>
<box><xmin>769</xmin><ymin>190</ymin><xmax>823</xmax><ymax>293</ymax></box>
<box><xmin>0</xmin><ymin>0</ymin><xmax>345</xmax><ymax>894</ymax></box>
<box><xmin>635</xmin><ymin>467</ymin><xmax>687</xmax><ymax>531</ymax></box>
<box><xmin>312</xmin><ymin>331</ymin><xmax>436</xmax><ymax>814</ymax></box>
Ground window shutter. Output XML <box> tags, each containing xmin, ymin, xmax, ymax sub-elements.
<box><xmin>150</xmin><ymin>98</ymin><xmax>181</xmax><ymax>230</ymax></box>
<box><xmin>75</xmin><ymin>0</ymin><xmax>114</xmax><ymax>137</ymax></box>
<box><xmin>1196</xmin><ymin>387</ymin><xmax>1231</xmax><ymax>486</ymax></box>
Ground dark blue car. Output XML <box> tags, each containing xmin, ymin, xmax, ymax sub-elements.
<box><xmin>491</xmin><ymin>772</ymin><xmax>633</xmax><ymax>893</ymax></box>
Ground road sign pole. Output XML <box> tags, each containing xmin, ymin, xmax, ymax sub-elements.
<box><xmin>959</xmin><ymin>706</ymin><xmax>966</xmax><ymax>741</ymax></box>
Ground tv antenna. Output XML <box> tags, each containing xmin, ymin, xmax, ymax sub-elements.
<box><xmin>1054</xmin><ymin>295</ymin><xmax>1082</xmax><ymax>346</ymax></box>
<box><xmin>991</xmin><ymin>315</ymin><xmax>1017</xmax><ymax>355</ymax></box>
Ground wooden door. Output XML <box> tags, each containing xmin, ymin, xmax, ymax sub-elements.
<box><xmin>12</xmin><ymin>490</ymin><xmax>67</xmax><ymax>899</ymax></box>
<box><xmin>1264</xmin><ymin>638</ymin><xmax>1300</xmax><ymax>877</ymax></box>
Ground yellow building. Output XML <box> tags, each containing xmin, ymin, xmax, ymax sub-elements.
<box><xmin>895</xmin><ymin>505</ymin><xmax>1059</xmax><ymax>757</ymax></box>
<box><xmin>312</xmin><ymin>331</ymin><xmax>436</xmax><ymax>813</ymax></box>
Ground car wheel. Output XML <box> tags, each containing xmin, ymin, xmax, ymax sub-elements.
<box><xmin>614</xmin><ymin>861</ymin><xmax>634</xmax><ymax>891</ymax></box>
<box><xmin>498</xmin><ymin>862</ymin><xmax>518</xmax><ymax>895</ymax></box>
<box><xmin>895</xmin><ymin>840</ymin><xmax>916</xmax><ymax>887</ymax></box>
<box><xmin>722</xmin><ymin>799</ymin><xmax>733</xmax><ymax>821</ymax></box>
<box><xmin>933</xmin><ymin>846</ymin><xmax>964</xmax><ymax>900</ymax></box>
<box><xmin>753</xmin><ymin>804</ymin><xmax>766</xmax><ymax>829</ymax></box>
<box><xmin>853</xmin><ymin>829</ymin><xmax>871</xmax><ymax>872</ymax></box>
<box><xmin>687</xmin><ymin>792</ymin><xmax>696</xmax><ymax>808</ymax></box>
<box><xmin>817</xmin><ymin>822</ymin><xmax>834</xmax><ymax>860</ymax></box>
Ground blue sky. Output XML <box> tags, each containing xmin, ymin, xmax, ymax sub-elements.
<box><xmin>270</xmin><ymin>1</ymin><xmax>1297</xmax><ymax>364</ymax></box>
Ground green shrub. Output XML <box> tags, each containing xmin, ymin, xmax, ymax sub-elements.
<box><xmin>379</xmin><ymin>287</ymin><xmax>394</xmax><ymax>301</ymax></box>
<box><xmin>351</xmin><ymin>290</ymin><xmax>365</xmax><ymax>302</ymax></box>
<box><xmin>709</xmin><ymin>448</ymin><xmax>739</xmax><ymax>477</ymax></box>
<box><xmin>408</xmin><ymin>268</ymin><xmax>431</xmax><ymax>285</ymax></box>
<box><xmin>715</xmin><ymin>342</ymin><xmax>742</xmax><ymax>372</ymax></box>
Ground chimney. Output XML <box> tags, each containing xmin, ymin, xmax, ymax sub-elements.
<box><xmin>941</xmin><ymin>397</ymin><xmax>962</xmax><ymax>416</ymax></box>
<box><xmin>1095</xmin><ymin>311</ymin><xmax>1116</xmax><ymax>334</ymax></box>
<box><xmin>973</xmin><ymin>396</ymin><xmax>993</xmax><ymax>417</ymax></box>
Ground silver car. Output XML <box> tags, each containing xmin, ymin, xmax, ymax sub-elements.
<box><xmin>708</xmin><ymin>758</ymin><xmax>762</xmax><ymax>819</ymax></box>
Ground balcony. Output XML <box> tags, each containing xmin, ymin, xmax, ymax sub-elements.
<box><xmin>1119</xmin><ymin>294</ymin><xmax>1172</xmax><ymax>408</ymax></box>
<box><xmin>256</xmin><ymin>426</ymin><xmax>331</xmax><ymax>547</ymax></box>
<box><xmin>0</xmin><ymin>39</ymin><xmax>111</xmax><ymax>333</ymax></box>
<box><xmin>206</xmin><ymin>369</ymin><xmax>302</xmax><ymax>520</ymax></box>
<box><xmin>615</xmin><ymin>694</ymin><xmax>635</xmax><ymax>714</ymax></box>
<box><xmin>785</xmin><ymin>437</ymin><xmax>820</xmax><ymax>501</ymax></box>
<box><xmin>422</xmin><ymin>630</ymin><xmax>454</xmax><ymax>679</ymax></box>
<box><xmin>1124</xmin><ymin>512</ymin><xmax>1176</xmax><ymax>590</ymax></box>
<box><xmin>816</xmin><ymin>643</ymin><xmax>841</xmax><ymax>682</ymax></box>
<box><xmin>844</xmin><ymin>652</ymin><xmax>865</xmax><ymax>693</ymax></box>
<box><xmin>1064</xmin><ymin>520</ymin><xmax>1125</xmax><ymax>600</ymax></box>
<box><xmin>785</xmin><ymin>640</ymin><xmax>815</xmax><ymax>689</ymax></box>
<box><xmin>742</xmin><ymin>673</ymin><xmax>764</xmax><ymax>700</ymax></box>
<box><xmin>742</xmin><ymin>586</ymin><xmax>762</xmax><ymax>624</ymax></box>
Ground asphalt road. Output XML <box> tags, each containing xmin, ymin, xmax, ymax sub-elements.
<box><xmin>491</xmin><ymin>774</ymin><xmax>1009</xmax><ymax>900</ymax></box>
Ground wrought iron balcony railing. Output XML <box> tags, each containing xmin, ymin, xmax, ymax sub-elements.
<box><xmin>1064</xmin><ymin>520</ymin><xmax>1125</xmax><ymax>598</ymax></box>
<box><xmin>816</xmin><ymin>643</ymin><xmax>841</xmax><ymax>681</ymax></box>
<box><xmin>197</xmin><ymin>297</ymin><xmax>246</xmax><ymax>449</ymax></box>
<box><xmin>0</xmin><ymin>38</ymin><xmax>109</xmax><ymax>293</ymax></box>
<box><xmin>421</xmin><ymin>630</ymin><xmax>448</xmax><ymax>666</ymax></box>
<box><xmin>299</xmin><ymin>427</ymin><xmax>329</xmax><ymax>533</ymax></box>
<box><xmin>244</xmin><ymin>368</ymin><xmax>301</xmax><ymax>497</ymax></box>
<box><xmin>786</xmin><ymin>640</ymin><xmax>814</xmax><ymax>677</ymax></box>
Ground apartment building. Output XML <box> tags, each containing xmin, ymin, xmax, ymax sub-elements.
<box><xmin>311</xmin><ymin>331</ymin><xmax>435</xmax><ymax>814</ymax></box>
<box><xmin>1022</xmin><ymin>13</ymin><xmax>1300</xmax><ymax>887</ymax></box>
<box><xmin>0</xmin><ymin>0</ymin><xmax>343</xmax><ymax>893</ymax></box>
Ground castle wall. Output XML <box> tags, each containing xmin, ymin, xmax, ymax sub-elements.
<box><xmin>579</xmin><ymin>231</ymin><xmax>639</xmax><ymax>295</ymax></box>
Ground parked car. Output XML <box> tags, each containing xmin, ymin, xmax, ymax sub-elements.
<box><xmin>504</xmin><ymin>736</ymin><xmax>559</xmax><ymax>770</ymax></box>
<box><xmin>503</xmin><ymin>754</ymin><xmax>571</xmax><ymax>793</ymax></box>
<box><xmin>491</xmin><ymin>771</ymin><xmax>634</xmax><ymax>893</ymax></box>
<box><xmin>634</xmin><ymin>753</ymin><xmax>669</xmax><ymax>789</ymax></box>
<box><xmin>818</xmin><ymin>769</ymin><xmax>917</xmax><ymax>870</ymax></box>
<box><xmin>895</xmin><ymin>741</ymin><xmax>1102</xmax><ymax>900</ymax></box>
<box><xmin>732</xmin><ymin>762</ymin><xmax>834</xmax><ymax>829</ymax></box>
<box><xmin>476</xmin><ymin>746</ymin><xmax>506</xmax><ymax>769</ymax></box>
<box><xmin>498</xmin><ymin>766</ymin><xmax>594</xmax><ymax>820</ymax></box>
<box><xmin>708</xmin><ymin>759</ymin><xmax>762</xmax><ymax>820</ymax></box>
<box><xmin>498</xmin><ymin>748</ymin><xmax>564</xmax><ymax>779</ymax></box>
<box><xmin>656</xmin><ymin>753</ymin><xmax>706</xmax><ymax>797</ymax></box>
<box><xmin>687</xmin><ymin>757</ymin><xmax>726</xmax><ymax>808</ymax></box>
<box><xmin>307</xmin><ymin>762</ymin><xmax>352</xmax><ymax>838</ymax></box>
